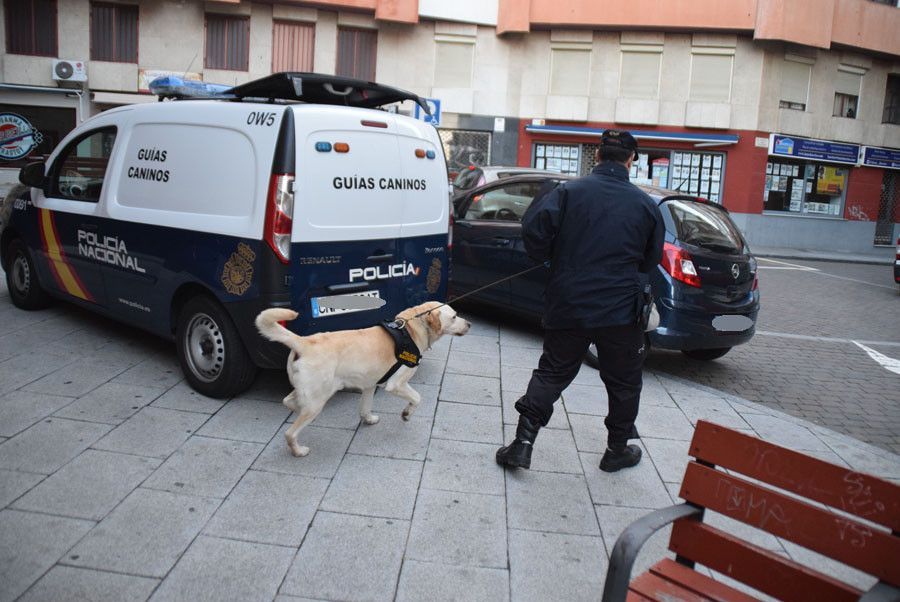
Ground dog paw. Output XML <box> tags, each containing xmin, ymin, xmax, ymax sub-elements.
<box><xmin>362</xmin><ymin>414</ymin><xmax>380</xmax><ymax>425</ymax></box>
<box><xmin>401</xmin><ymin>410</ymin><xmax>411</xmax><ymax>422</ymax></box>
<box><xmin>290</xmin><ymin>445</ymin><xmax>310</xmax><ymax>457</ymax></box>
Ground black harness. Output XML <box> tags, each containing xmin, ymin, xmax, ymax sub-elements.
<box><xmin>377</xmin><ymin>319</ymin><xmax>422</xmax><ymax>384</ymax></box>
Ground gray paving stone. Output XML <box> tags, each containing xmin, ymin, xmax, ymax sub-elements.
<box><xmin>460</xmin><ymin>317</ymin><xmax>499</xmax><ymax>339</ymax></box>
<box><xmin>568</xmin><ymin>412</ymin><xmax>605</xmax><ymax>453</ymax></box>
<box><xmin>0</xmin><ymin>469</ymin><xmax>43</xmax><ymax>509</ymax></box>
<box><xmin>92</xmin><ymin>407</ymin><xmax>208</xmax><ymax>459</ymax></box>
<box><xmin>635</xmin><ymin>404</ymin><xmax>695</xmax><ymax>440</ymax></box>
<box><xmin>0</xmin><ymin>418</ymin><xmax>111</xmax><ymax>474</ymax></box>
<box><xmin>580</xmin><ymin>448</ymin><xmax>673</xmax><ymax>509</ymax></box>
<box><xmin>348</xmin><ymin>414</ymin><xmax>432</xmax><ymax>461</ymax></box>
<box><xmin>143</xmin><ymin>435</ymin><xmax>263</xmax><ymax>499</ymax></box>
<box><xmin>197</xmin><ymin>398</ymin><xmax>289</xmax><ymax>443</ymax></box>
<box><xmin>450</xmin><ymin>333</ymin><xmax>500</xmax><ymax>355</ymax></box>
<box><xmin>111</xmin><ymin>354</ymin><xmax>183</xmax><ymax>389</ymax></box>
<box><xmin>18</xmin><ymin>565</ymin><xmax>159</xmax><ymax>602</ymax></box>
<box><xmin>500</xmin><ymin>365</ymin><xmax>534</xmax><ymax>391</ymax></box>
<box><xmin>396</xmin><ymin>560</ymin><xmax>509</xmax><ymax>602</ymax></box>
<box><xmin>0</xmin><ymin>352</ymin><xmax>75</xmax><ymax>395</ymax></box>
<box><xmin>433</xmin><ymin>401</ymin><xmax>502</xmax><ymax>444</ymax></box>
<box><xmin>425</xmin><ymin>334</ymin><xmax>451</xmax><ymax>359</ymax></box>
<box><xmin>373</xmin><ymin>384</ymin><xmax>440</xmax><ymax>422</ymax></box>
<box><xmin>499</xmin><ymin>344</ymin><xmax>543</xmax><ymax>368</ymax></box>
<box><xmin>407</xmin><ymin>488</ymin><xmax>507</xmax><ymax>568</ymax></box>
<box><xmin>238</xmin><ymin>370</ymin><xmax>289</xmax><ymax>403</ymax></box>
<box><xmin>439</xmin><ymin>373</ymin><xmax>501</xmax><ymax>405</ymax></box>
<box><xmin>305</xmin><ymin>390</ymin><xmax>369</xmax><ymax>430</ymax></box>
<box><xmin>499</xmin><ymin>326</ymin><xmax>543</xmax><ymax>349</ymax></box>
<box><xmin>13</xmin><ymin>449</ymin><xmax>159</xmax><ymax>520</ymax></box>
<box><xmin>509</xmin><ymin>529</ymin><xmax>606</xmax><ymax>602</ymax></box>
<box><xmin>446</xmin><ymin>350</ymin><xmax>501</xmax><ymax>378</ymax></box>
<box><xmin>204</xmin><ymin>470</ymin><xmax>328</xmax><ymax>547</ymax></box>
<box><xmin>571</xmin><ymin>363</ymin><xmax>604</xmax><ymax>387</ymax></box>
<box><xmin>253</xmin><ymin>424</ymin><xmax>353</xmax><ymax>479</ymax></box>
<box><xmin>53</xmin><ymin>382</ymin><xmax>164</xmax><ymax>425</ymax></box>
<box><xmin>562</xmin><ymin>384</ymin><xmax>608</xmax><ymax>416</ymax></box>
<box><xmin>640</xmin><ymin>373</ymin><xmax>678</xmax><ymax>407</ymax></box>
<box><xmin>320</xmin><ymin>454</ymin><xmax>422</xmax><ymax>520</ymax></box>
<box><xmin>421</xmin><ymin>438</ymin><xmax>505</xmax><ymax>496</ymax></box>
<box><xmin>705</xmin><ymin>511</ymin><xmax>786</xmax><ymax>552</ymax></box>
<box><xmin>502</xmin><ymin>389</ymin><xmax>568</xmax><ymax>430</ymax></box>
<box><xmin>0</xmin><ymin>509</ymin><xmax>95</xmax><ymax>602</ymax></box>
<box><xmin>779</xmin><ymin>539</ymin><xmax>877</xmax><ymax>591</ymax></box>
<box><xmin>674</xmin><ymin>396</ymin><xmax>751</xmax><ymax>430</ymax></box>
<box><xmin>741</xmin><ymin>413</ymin><xmax>831</xmax><ymax>452</ymax></box>
<box><xmin>0</xmin><ymin>390</ymin><xmax>75</xmax><ymax>437</ymax></box>
<box><xmin>281</xmin><ymin>512</ymin><xmax>409</xmax><ymax>602</ymax></box>
<box><xmin>67</xmin><ymin>488</ymin><xmax>218</xmax><ymax>578</ymax></box>
<box><xmin>506</xmin><ymin>471</ymin><xmax>599</xmax><ymax>535</ymax></box>
<box><xmin>150</xmin><ymin>535</ymin><xmax>294</xmax><ymax>602</ymax></box>
<box><xmin>820</xmin><ymin>434</ymin><xmax>900</xmax><ymax>479</ymax></box>
<box><xmin>595</xmin><ymin>504</ymin><xmax>675</xmax><ymax>577</ymax></box>
<box><xmin>22</xmin><ymin>358</ymin><xmax>131</xmax><ymax>398</ymax></box>
<box><xmin>504</xmin><ymin>424</ymin><xmax>582</xmax><ymax>474</ymax></box>
<box><xmin>408</xmin><ymin>357</ymin><xmax>445</xmax><ymax>385</ymax></box>
<box><xmin>151</xmin><ymin>382</ymin><xmax>227</xmax><ymax>414</ymax></box>
<box><xmin>642</xmin><ymin>436</ymin><xmax>692</xmax><ymax>484</ymax></box>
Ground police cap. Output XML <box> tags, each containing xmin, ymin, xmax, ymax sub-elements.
<box><xmin>600</xmin><ymin>129</ymin><xmax>638</xmax><ymax>153</ymax></box>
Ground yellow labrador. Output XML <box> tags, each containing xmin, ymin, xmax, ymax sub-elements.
<box><xmin>256</xmin><ymin>301</ymin><xmax>470</xmax><ymax>457</ymax></box>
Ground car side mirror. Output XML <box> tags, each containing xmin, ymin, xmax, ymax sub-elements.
<box><xmin>19</xmin><ymin>161</ymin><xmax>46</xmax><ymax>189</ymax></box>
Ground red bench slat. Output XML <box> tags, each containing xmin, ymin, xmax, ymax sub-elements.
<box><xmin>679</xmin><ymin>461</ymin><xmax>900</xmax><ymax>586</ymax></box>
<box><xmin>649</xmin><ymin>559</ymin><xmax>760</xmax><ymax>602</ymax></box>
<box><xmin>630</xmin><ymin>571</ymin><xmax>713</xmax><ymax>602</ymax></box>
<box><xmin>670</xmin><ymin>520</ymin><xmax>862</xmax><ymax>602</ymax></box>
<box><xmin>689</xmin><ymin>421</ymin><xmax>900</xmax><ymax>532</ymax></box>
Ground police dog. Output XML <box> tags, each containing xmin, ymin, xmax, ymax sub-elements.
<box><xmin>255</xmin><ymin>301</ymin><xmax>470</xmax><ymax>457</ymax></box>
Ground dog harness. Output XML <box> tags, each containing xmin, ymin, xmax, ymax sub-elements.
<box><xmin>377</xmin><ymin>319</ymin><xmax>421</xmax><ymax>384</ymax></box>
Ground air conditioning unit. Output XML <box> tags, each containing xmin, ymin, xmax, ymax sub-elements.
<box><xmin>52</xmin><ymin>59</ymin><xmax>87</xmax><ymax>84</ymax></box>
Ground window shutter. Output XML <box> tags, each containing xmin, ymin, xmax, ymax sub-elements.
<box><xmin>434</xmin><ymin>41</ymin><xmax>474</xmax><ymax>88</ymax></box>
<box><xmin>272</xmin><ymin>21</ymin><xmax>314</xmax><ymax>72</ymax></box>
<box><xmin>835</xmin><ymin>69</ymin><xmax>861</xmax><ymax>96</ymax></box>
<box><xmin>620</xmin><ymin>51</ymin><xmax>661</xmax><ymax>98</ymax></box>
<box><xmin>337</xmin><ymin>28</ymin><xmax>377</xmax><ymax>81</ymax></box>
<box><xmin>780</xmin><ymin>60</ymin><xmax>811</xmax><ymax>105</ymax></box>
<box><xmin>690</xmin><ymin>53</ymin><xmax>732</xmax><ymax>102</ymax></box>
<box><xmin>549</xmin><ymin>48</ymin><xmax>591</xmax><ymax>96</ymax></box>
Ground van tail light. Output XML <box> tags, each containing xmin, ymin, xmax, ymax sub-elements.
<box><xmin>660</xmin><ymin>242</ymin><xmax>701</xmax><ymax>288</ymax></box>
<box><xmin>751</xmin><ymin>273</ymin><xmax>759</xmax><ymax>291</ymax></box>
<box><xmin>264</xmin><ymin>173</ymin><xmax>294</xmax><ymax>264</ymax></box>
<box><xmin>448</xmin><ymin>203</ymin><xmax>454</xmax><ymax>251</ymax></box>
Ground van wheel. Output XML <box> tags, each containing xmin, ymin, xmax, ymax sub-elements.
<box><xmin>176</xmin><ymin>296</ymin><xmax>257</xmax><ymax>398</ymax></box>
<box><xmin>681</xmin><ymin>347</ymin><xmax>731</xmax><ymax>361</ymax></box>
<box><xmin>6</xmin><ymin>239</ymin><xmax>52</xmax><ymax>310</ymax></box>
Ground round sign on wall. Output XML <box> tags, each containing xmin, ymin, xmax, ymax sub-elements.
<box><xmin>0</xmin><ymin>113</ymin><xmax>43</xmax><ymax>162</ymax></box>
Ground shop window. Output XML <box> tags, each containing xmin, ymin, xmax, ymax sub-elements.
<box><xmin>550</xmin><ymin>48</ymin><xmax>591</xmax><ymax>96</ymax></box>
<box><xmin>619</xmin><ymin>49</ymin><xmax>662</xmax><ymax>99</ymax></box>
<box><xmin>763</xmin><ymin>160</ymin><xmax>847</xmax><ymax>217</ymax></box>
<box><xmin>779</xmin><ymin>57</ymin><xmax>811</xmax><ymax>111</ymax></box>
<box><xmin>689</xmin><ymin>51</ymin><xmax>733</xmax><ymax>102</ymax></box>
<box><xmin>5</xmin><ymin>0</ymin><xmax>57</xmax><ymax>57</ymax></box>
<box><xmin>533</xmin><ymin>143</ymin><xmax>580</xmax><ymax>176</ymax></box>
<box><xmin>50</xmin><ymin>128</ymin><xmax>117</xmax><ymax>203</ymax></box>
<box><xmin>883</xmin><ymin>74</ymin><xmax>900</xmax><ymax>125</ymax></box>
<box><xmin>434</xmin><ymin>38</ymin><xmax>474</xmax><ymax>88</ymax></box>
<box><xmin>272</xmin><ymin>20</ymin><xmax>314</xmax><ymax>72</ymax></box>
<box><xmin>205</xmin><ymin>14</ymin><xmax>249</xmax><ymax>71</ymax></box>
<box><xmin>833</xmin><ymin>67</ymin><xmax>862</xmax><ymax>118</ymax></box>
<box><xmin>337</xmin><ymin>27</ymin><xmax>377</xmax><ymax>81</ymax></box>
<box><xmin>0</xmin><ymin>104</ymin><xmax>75</xmax><ymax>169</ymax></box>
<box><xmin>91</xmin><ymin>2</ymin><xmax>138</xmax><ymax>63</ymax></box>
<box><xmin>669</xmin><ymin>152</ymin><xmax>724</xmax><ymax>203</ymax></box>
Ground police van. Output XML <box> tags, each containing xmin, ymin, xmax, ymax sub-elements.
<box><xmin>1</xmin><ymin>73</ymin><xmax>451</xmax><ymax>397</ymax></box>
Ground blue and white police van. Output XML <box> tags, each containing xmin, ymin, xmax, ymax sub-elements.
<box><xmin>0</xmin><ymin>73</ymin><xmax>451</xmax><ymax>397</ymax></box>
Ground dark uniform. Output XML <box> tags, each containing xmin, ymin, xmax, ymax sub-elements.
<box><xmin>496</xmin><ymin>129</ymin><xmax>665</xmax><ymax>472</ymax></box>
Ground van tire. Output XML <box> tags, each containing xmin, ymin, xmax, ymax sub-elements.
<box><xmin>6</xmin><ymin>239</ymin><xmax>53</xmax><ymax>310</ymax></box>
<box><xmin>176</xmin><ymin>295</ymin><xmax>257</xmax><ymax>398</ymax></box>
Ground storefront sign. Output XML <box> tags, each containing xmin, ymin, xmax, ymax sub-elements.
<box><xmin>0</xmin><ymin>113</ymin><xmax>43</xmax><ymax>162</ymax></box>
<box><xmin>768</xmin><ymin>133</ymin><xmax>859</xmax><ymax>166</ymax></box>
<box><xmin>860</xmin><ymin>146</ymin><xmax>900</xmax><ymax>170</ymax></box>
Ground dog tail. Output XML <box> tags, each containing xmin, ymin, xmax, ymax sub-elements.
<box><xmin>255</xmin><ymin>308</ymin><xmax>305</xmax><ymax>356</ymax></box>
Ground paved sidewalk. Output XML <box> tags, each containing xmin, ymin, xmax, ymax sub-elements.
<box><xmin>1</xmin><ymin>292</ymin><xmax>898</xmax><ymax>601</ymax></box>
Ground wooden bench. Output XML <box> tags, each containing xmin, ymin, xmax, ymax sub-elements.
<box><xmin>601</xmin><ymin>420</ymin><xmax>900</xmax><ymax>602</ymax></box>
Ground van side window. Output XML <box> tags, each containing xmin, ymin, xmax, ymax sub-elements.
<box><xmin>50</xmin><ymin>127</ymin><xmax>117</xmax><ymax>203</ymax></box>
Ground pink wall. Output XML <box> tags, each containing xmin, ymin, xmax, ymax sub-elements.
<box><xmin>754</xmin><ymin>0</ymin><xmax>834</xmax><ymax>49</ymax></box>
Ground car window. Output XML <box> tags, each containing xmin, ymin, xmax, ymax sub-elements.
<box><xmin>51</xmin><ymin>127</ymin><xmax>117</xmax><ymax>203</ymax></box>
<box><xmin>464</xmin><ymin>181</ymin><xmax>544</xmax><ymax>222</ymax></box>
<box><xmin>664</xmin><ymin>199</ymin><xmax>744</xmax><ymax>253</ymax></box>
<box><xmin>452</xmin><ymin>168</ymin><xmax>482</xmax><ymax>191</ymax></box>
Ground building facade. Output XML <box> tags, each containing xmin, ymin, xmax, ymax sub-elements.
<box><xmin>2</xmin><ymin>0</ymin><xmax>898</xmax><ymax>256</ymax></box>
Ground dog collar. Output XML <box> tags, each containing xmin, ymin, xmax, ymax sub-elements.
<box><xmin>377</xmin><ymin>320</ymin><xmax>422</xmax><ymax>384</ymax></box>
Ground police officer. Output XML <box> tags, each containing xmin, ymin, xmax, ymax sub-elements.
<box><xmin>496</xmin><ymin>129</ymin><xmax>665</xmax><ymax>473</ymax></box>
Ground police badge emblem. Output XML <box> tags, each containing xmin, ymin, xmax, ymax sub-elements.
<box><xmin>221</xmin><ymin>242</ymin><xmax>256</xmax><ymax>295</ymax></box>
<box><xmin>426</xmin><ymin>258</ymin><xmax>442</xmax><ymax>294</ymax></box>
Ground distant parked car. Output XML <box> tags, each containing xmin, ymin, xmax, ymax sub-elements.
<box><xmin>451</xmin><ymin>165</ymin><xmax>558</xmax><ymax>196</ymax></box>
<box><xmin>450</xmin><ymin>174</ymin><xmax>760</xmax><ymax>361</ymax></box>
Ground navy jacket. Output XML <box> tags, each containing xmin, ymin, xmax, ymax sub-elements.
<box><xmin>522</xmin><ymin>161</ymin><xmax>665</xmax><ymax>329</ymax></box>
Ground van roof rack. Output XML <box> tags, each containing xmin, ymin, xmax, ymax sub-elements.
<box><xmin>228</xmin><ymin>72</ymin><xmax>431</xmax><ymax>115</ymax></box>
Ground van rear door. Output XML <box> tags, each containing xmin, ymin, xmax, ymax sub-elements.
<box><xmin>289</xmin><ymin>105</ymin><xmax>448</xmax><ymax>333</ymax></box>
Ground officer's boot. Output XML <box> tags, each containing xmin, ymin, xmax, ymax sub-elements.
<box><xmin>496</xmin><ymin>415</ymin><xmax>540</xmax><ymax>469</ymax></box>
<box><xmin>599</xmin><ymin>444</ymin><xmax>642</xmax><ymax>473</ymax></box>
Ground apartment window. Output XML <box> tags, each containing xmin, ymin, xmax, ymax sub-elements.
<box><xmin>205</xmin><ymin>14</ymin><xmax>249</xmax><ymax>71</ymax></box>
<box><xmin>337</xmin><ymin>27</ymin><xmax>376</xmax><ymax>81</ymax></box>
<box><xmin>91</xmin><ymin>3</ymin><xmax>138</xmax><ymax>63</ymax></box>
<box><xmin>619</xmin><ymin>49</ymin><xmax>662</xmax><ymax>98</ymax></box>
<box><xmin>690</xmin><ymin>51</ymin><xmax>733</xmax><ymax>102</ymax></box>
<box><xmin>434</xmin><ymin>39</ymin><xmax>474</xmax><ymax>88</ymax></box>
<box><xmin>272</xmin><ymin>20</ymin><xmax>314</xmax><ymax>72</ymax></box>
<box><xmin>833</xmin><ymin>67</ymin><xmax>862</xmax><ymax>118</ymax></box>
<box><xmin>549</xmin><ymin>48</ymin><xmax>591</xmax><ymax>96</ymax></box>
<box><xmin>4</xmin><ymin>0</ymin><xmax>57</xmax><ymax>56</ymax></box>
<box><xmin>779</xmin><ymin>57</ymin><xmax>811</xmax><ymax>111</ymax></box>
<box><xmin>882</xmin><ymin>74</ymin><xmax>900</xmax><ymax>124</ymax></box>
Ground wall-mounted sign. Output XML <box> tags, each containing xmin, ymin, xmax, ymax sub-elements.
<box><xmin>414</xmin><ymin>97</ymin><xmax>441</xmax><ymax>127</ymax></box>
<box><xmin>0</xmin><ymin>113</ymin><xmax>43</xmax><ymax>162</ymax></box>
<box><xmin>860</xmin><ymin>146</ymin><xmax>900</xmax><ymax>170</ymax></box>
<box><xmin>768</xmin><ymin>133</ymin><xmax>859</xmax><ymax>166</ymax></box>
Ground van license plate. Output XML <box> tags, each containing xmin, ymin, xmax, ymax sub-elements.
<box><xmin>311</xmin><ymin>290</ymin><xmax>382</xmax><ymax>318</ymax></box>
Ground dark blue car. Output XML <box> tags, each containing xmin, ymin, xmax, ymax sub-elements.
<box><xmin>450</xmin><ymin>174</ymin><xmax>760</xmax><ymax>361</ymax></box>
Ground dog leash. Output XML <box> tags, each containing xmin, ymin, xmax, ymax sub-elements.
<box><xmin>413</xmin><ymin>263</ymin><xmax>547</xmax><ymax>318</ymax></box>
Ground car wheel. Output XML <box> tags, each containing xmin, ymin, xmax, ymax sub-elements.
<box><xmin>176</xmin><ymin>295</ymin><xmax>258</xmax><ymax>398</ymax></box>
<box><xmin>5</xmin><ymin>239</ymin><xmax>52</xmax><ymax>310</ymax></box>
<box><xmin>681</xmin><ymin>347</ymin><xmax>732</xmax><ymax>361</ymax></box>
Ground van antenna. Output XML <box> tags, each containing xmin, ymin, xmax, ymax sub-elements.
<box><xmin>183</xmin><ymin>47</ymin><xmax>200</xmax><ymax>78</ymax></box>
